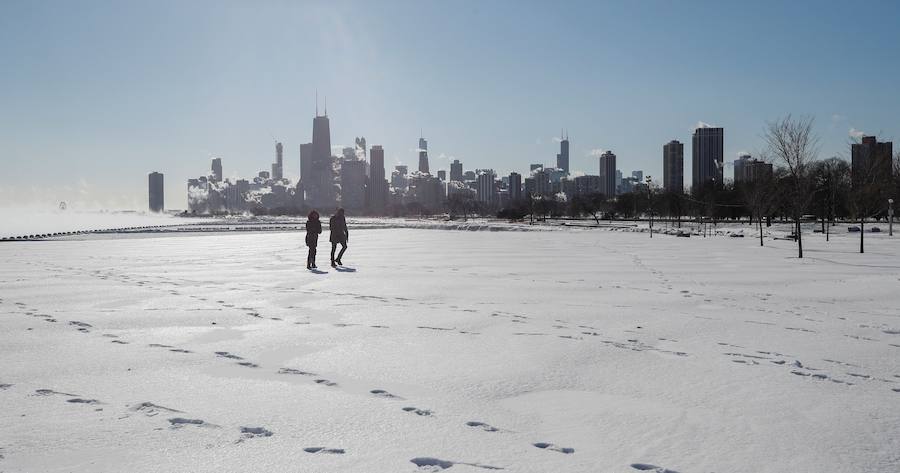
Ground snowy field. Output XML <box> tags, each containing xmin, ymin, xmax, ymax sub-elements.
<box><xmin>1</xmin><ymin>227</ymin><xmax>899</xmax><ymax>472</ymax></box>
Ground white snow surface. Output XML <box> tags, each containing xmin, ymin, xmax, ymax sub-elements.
<box><xmin>1</xmin><ymin>227</ymin><xmax>899</xmax><ymax>472</ymax></box>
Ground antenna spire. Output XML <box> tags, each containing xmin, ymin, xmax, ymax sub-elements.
<box><xmin>315</xmin><ymin>89</ymin><xmax>319</xmax><ymax>116</ymax></box>
<box><xmin>324</xmin><ymin>95</ymin><xmax>327</xmax><ymax>116</ymax></box>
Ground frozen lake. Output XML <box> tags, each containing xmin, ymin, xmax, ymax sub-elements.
<box><xmin>1</xmin><ymin>227</ymin><xmax>898</xmax><ymax>472</ymax></box>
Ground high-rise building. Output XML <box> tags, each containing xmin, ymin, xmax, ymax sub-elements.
<box><xmin>437</xmin><ymin>170</ymin><xmax>446</xmax><ymax>181</ymax></box>
<box><xmin>148</xmin><ymin>172</ymin><xmax>164</xmax><ymax>212</ymax></box>
<box><xmin>663</xmin><ymin>140</ymin><xmax>684</xmax><ymax>193</ymax></box>
<box><xmin>533</xmin><ymin>169</ymin><xmax>552</xmax><ymax>196</ymax></box>
<box><xmin>508</xmin><ymin>172</ymin><xmax>522</xmax><ymax>201</ymax></box>
<box><xmin>391</xmin><ymin>165</ymin><xmax>409</xmax><ymax>191</ymax></box>
<box><xmin>733</xmin><ymin>154</ymin><xmax>753</xmax><ymax>184</ymax></box>
<box><xmin>418</xmin><ymin>136</ymin><xmax>429</xmax><ymax>174</ymax></box>
<box><xmin>340</xmin><ymin>158</ymin><xmax>367</xmax><ymax>211</ymax></box>
<box><xmin>211</xmin><ymin>158</ymin><xmax>222</xmax><ymax>182</ymax></box>
<box><xmin>746</xmin><ymin>159</ymin><xmax>773</xmax><ymax>183</ymax></box>
<box><xmin>851</xmin><ymin>136</ymin><xmax>893</xmax><ymax>189</ymax></box>
<box><xmin>632</xmin><ymin>170</ymin><xmax>643</xmax><ymax>182</ymax></box>
<box><xmin>557</xmin><ymin>131</ymin><xmax>570</xmax><ymax>175</ymax></box>
<box><xmin>692</xmin><ymin>126</ymin><xmax>724</xmax><ymax>191</ymax></box>
<box><xmin>477</xmin><ymin>170</ymin><xmax>495</xmax><ymax>204</ymax></box>
<box><xmin>450</xmin><ymin>159</ymin><xmax>463</xmax><ymax>181</ymax></box>
<box><xmin>273</xmin><ymin>142</ymin><xmax>284</xmax><ymax>180</ymax></box>
<box><xmin>307</xmin><ymin>106</ymin><xmax>337</xmax><ymax>208</ymax></box>
<box><xmin>367</xmin><ymin>145</ymin><xmax>387</xmax><ymax>213</ymax></box>
<box><xmin>599</xmin><ymin>151</ymin><xmax>617</xmax><ymax>196</ymax></box>
<box><xmin>300</xmin><ymin>143</ymin><xmax>313</xmax><ymax>184</ymax></box>
<box><xmin>574</xmin><ymin>175</ymin><xmax>601</xmax><ymax>195</ymax></box>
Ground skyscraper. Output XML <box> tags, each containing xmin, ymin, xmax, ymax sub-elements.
<box><xmin>556</xmin><ymin>131</ymin><xmax>570</xmax><ymax>175</ymax></box>
<box><xmin>418</xmin><ymin>136</ymin><xmax>429</xmax><ymax>174</ymax></box>
<box><xmin>148</xmin><ymin>172</ymin><xmax>164</xmax><ymax>212</ymax></box>
<box><xmin>340</xmin><ymin>159</ymin><xmax>367</xmax><ymax>211</ymax></box>
<box><xmin>211</xmin><ymin>158</ymin><xmax>222</xmax><ymax>182</ymax></box>
<box><xmin>272</xmin><ymin>142</ymin><xmax>284</xmax><ymax>180</ymax></box>
<box><xmin>450</xmin><ymin>159</ymin><xmax>463</xmax><ymax>181</ymax></box>
<box><xmin>733</xmin><ymin>154</ymin><xmax>753</xmax><ymax>184</ymax></box>
<box><xmin>851</xmin><ymin>136</ymin><xmax>893</xmax><ymax>189</ymax></box>
<box><xmin>692</xmin><ymin>126</ymin><xmax>724</xmax><ymax>191</ymax></box>
<box><xmin>599</xmin><ymin>151</ymin><xmax>617</xmax><ymax>197</ymax></box>
<box><xmin>632</xmin><ymin>170</ymin><xmax>643</xmax><ymax>182</ymax></box>
<box><xmin>300</xmin><ymin>143</ymin><xmax>313</xmax><ymax>184</ymax></box>
<box><xmin>437</xmin><ymin>170</ymin><xmax>446</xmax><ymax>181</ymax></box>
<box><xmin>477</xmin><ymin>170</ymin><xmax>495</xmax><ymax>204</ymax></box>
<box><xmin>307</xmin><ymin>104</ymin><xmax>337</xmax><ymax>208</ymax></box>
<box><xmin>663</xmin><ymin>140</ymin><xmax>684</xmax><ymax>193</ymax></box>
<box><xmin>367</xmin><ymin>145</ymin><xmax>387</xmax><ymax>213</ymax></box>
<box><xmin>509</xmin><ymin>172</ymin><xmax>522</xmax><ymax>201</ymax></box>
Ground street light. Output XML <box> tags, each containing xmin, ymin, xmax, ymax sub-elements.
<box><xmin>646</xmin><ymin>176</ymin><xmax>653</xmax><ymax>238</ymax></box>
<box><xmin>889</xmin><ymin>198</ymin><xmax>895</xmax><ymax>237</ymax></box>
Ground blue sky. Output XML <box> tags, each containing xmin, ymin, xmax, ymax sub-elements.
<box><xmin>2</xmin><ymin>0</ymin><xmax>899</xmax><ymax>210</ymax></box>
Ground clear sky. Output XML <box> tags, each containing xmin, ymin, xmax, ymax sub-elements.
<box><xmin>2</xmin><ymin>0</ymin><xmax>899</xmax><ymax>210</ymax></box>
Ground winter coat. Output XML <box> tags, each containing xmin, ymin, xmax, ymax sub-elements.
<box><xmin>305</xmin><ymin>219</ymin><xmax>322</xmax><ymax>247</ymax></box>
<box><xmin>329</xmin><ymin>214</ymin><xmax>348</xmax><ymax>243</ymax></box>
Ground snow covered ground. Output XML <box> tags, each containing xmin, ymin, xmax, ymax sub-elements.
<box><xmin>1</xmin><ymin>227</ymin><xmax>899</xmax><ymax>472</ymax></box>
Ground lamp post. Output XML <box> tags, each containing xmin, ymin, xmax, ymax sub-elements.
<box><xmin>889</xmin><ymin>198</ymin><xmax>894</xmax><ymax>237</ymax></box>
<box><xmin>646</xmin><ymin>176</ymin><xmax>653</xmax><ymax>238</ymax></box>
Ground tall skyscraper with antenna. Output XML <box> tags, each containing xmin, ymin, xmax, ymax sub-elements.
<box><xmin>418</xmin><ymin>134</ymin><xmax>429</xmax><ymax>174</ymax></box>
<box><xmin>306</xmin><ymin>94</ymin><xmax>337</xmax><ymax>208</ymax></box>
<box><xmin>556</xmin><ymin>130</ymin><xmax>570</xmax><ymax>175</ymax></box>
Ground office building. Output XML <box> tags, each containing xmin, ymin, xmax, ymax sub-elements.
<box><xmin>450</xmin><ymin>159</ymin><xmax>463</xmax><ymax>181</ymax></box>
<box><xmin>663</xmin><ymin>140</ymin><xmax>684</xmax><ymax>192</ymax></box>
<box><xmin>508</xmin><ymin>172</ymin><xmax>522</xmax><ymax>201</ymax></box>
<box><xmin>692</xmin><ymin>126</ymin><xmax>724</xmax><ymax>191</ymax></box>
<box><xmin>366</xmin><ymin>145</ymin><xmax>388</xmax><ymax>213</ymax></box>
<box><xmin>418</xmin><ymin>136</ymin><xmax>429</xmax><ymax>174</ymax></box>
<box><xmin>211</xmin><ymin>158</ymin><xmax>222</xmax><ymax>182</ymax></box>
<box><xmin>851</xmin><ymin>136</ymin><xmax>893</xmax><ymax>189</ymax></box>
<box><xmin>556</xmin><ymin>131</ymin><xmax>570</xmax><ymax>175</ymax></box>
<box><xmin>148</xmin><ymin>172</ymin><xmax>164</xmax><ymax>212</ymax></box>
<box><xmin>599</xmin><ymin>151</ymin><xmax>616</xmax><ymax>196</ymax></box>
<box><xmin>272</xmin><ymin>142</ymin><xmax>283</xmax><ymax>180</ymax></box>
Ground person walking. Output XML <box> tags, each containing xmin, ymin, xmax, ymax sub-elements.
<box><xmin>329</xmin><ymin>208</ymin><xmax>349</xmax><ymax>267</ymax></box>
<box><xmin>305</xmin><ymin>210</ymin><xmax>322</xmax><ymax>270</ymax></box>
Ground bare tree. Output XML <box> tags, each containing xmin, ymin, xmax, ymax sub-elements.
<box><xmin>850</xmin><ymin>145</ymin><xmax>890</xmax><ymax>253</ymax></box>
<box><xmin>763</xmin><ymin>115</ymin><xmax>819</xmax><ymax>258</ymax></box>
<box><xmin>740</xmin><ymin>159</ymin><xmax>776</xmax><ymax>247</ymax></box>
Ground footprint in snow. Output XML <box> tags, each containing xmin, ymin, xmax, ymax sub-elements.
<box><xmin>168</xmin><ymin>417</ymin><xmax>214</xmax><ymax>428</ymax></box>
<box><xmin>304</xmin><ymin>447</ymin><xmax>345</xmax><ymax>454</ymax></box>
<box><xmin>402</xmin><ymin>407</ymin><xmax>433</xmax><ymax>416</ymax></box>
<box><xmin>240</xmin><ymin>426</ymin><xmax>273</xmax><ymax>439</ymax></box>
<box><xmin>630</xmin><ymin>463</ymin><xmax>680</xmax><ymax>473</ymax></box>
<box><xmin>370</xmin><ymin>389</ymin><xmax>402</xmax><ymax>399</ymax></box>
<box><xmin>130</xmin><ymin>402</ymin><xmax>183</xmax><ymax>417</ymax></box>
<box><xmin>314</xmin><ymin>379</ymin><xmax>337</xmax><ymax>386</ymax></box>
<box><xmin>533</xmin><ymin>442</ymin><xmax>574</xmax><ymax>454</ymax></box>
<box><xmin>466</xmin><ymin>421</ymin><xmax>500</xmax><ymax>432</ymax></box>
<box><xmin>410</xmin><ymin>457</ymin><xmax>503</xmax><ymax>470</ymax></box>
<box><xmin>278</xmin><ymin>368</ymin><xmax>317</xmax><ymax>376</ymax></box>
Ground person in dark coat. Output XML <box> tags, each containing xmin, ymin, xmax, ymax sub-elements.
<box><xmin>329</xmin><ymin>208</ymin><xmax>349</xmax><ymax>267</ymax></box>
<box><xmin>305</xmin><ymin>210</ymin><xmax>322</xmax><ymax>269</ymax></box>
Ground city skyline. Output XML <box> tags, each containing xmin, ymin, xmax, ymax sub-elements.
<box><xmin>3</xmin><ymin>0</ymin><xmax>900</xmax><ymax>209</ymax></box>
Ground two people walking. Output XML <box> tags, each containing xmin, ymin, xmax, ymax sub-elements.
<box><xmin>305</xmin><ymin>208</ymin><xmax>349</xmax><ymax>270</ymax></box>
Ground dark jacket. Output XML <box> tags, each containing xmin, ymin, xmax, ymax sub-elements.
<box><xmin>305</xmin><ymin>219</ymin><xmax>322</xmax><ymax>247</ymax></box>
<box><xmin>329</xmin><ymin>214</ymin><xmax>348</xmax><ymax>243</ymax></box>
